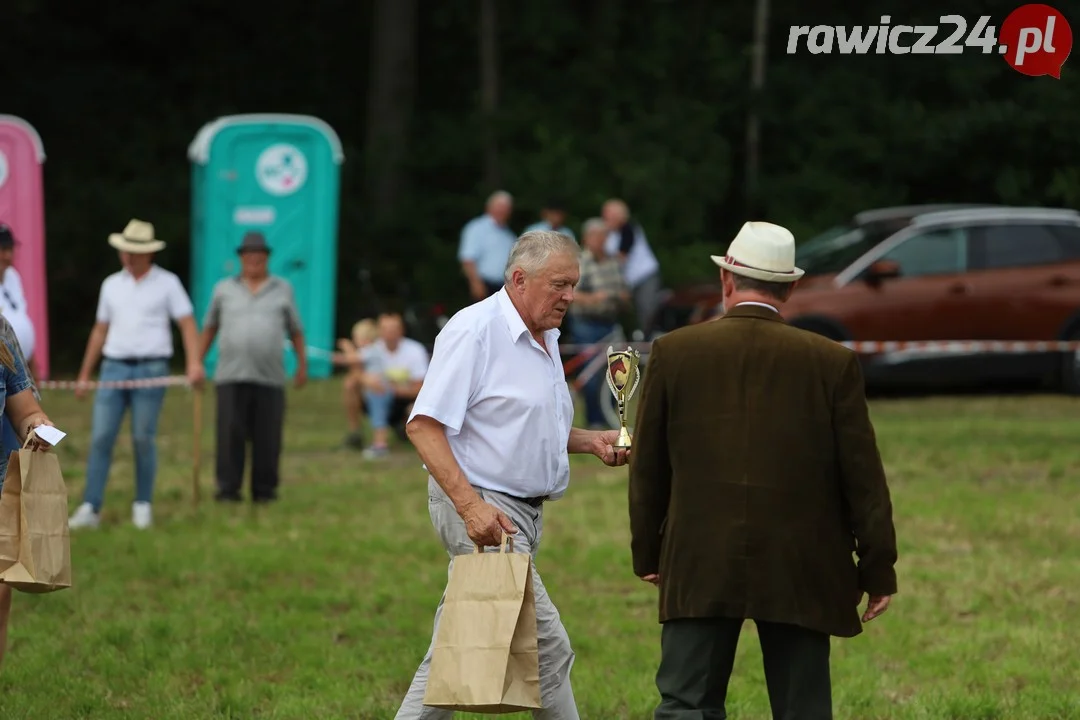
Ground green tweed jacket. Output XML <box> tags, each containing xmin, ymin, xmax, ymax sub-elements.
<box><xmin>628</xmin><ymin>303</ymin><xmax>898</xmax><ymax>638</ymax></box>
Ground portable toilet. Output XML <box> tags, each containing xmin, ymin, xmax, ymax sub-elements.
<box><xmin>187</xmin><ymin>114</ymin><xmax>343</xmax><ymax>380</ymax></box>
<box><xmin>0</xmin><ymin>116</ymin><xmax>50</xmax><ymax>380</ymax></box>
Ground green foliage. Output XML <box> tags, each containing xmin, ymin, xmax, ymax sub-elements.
<box><xmin>4</xmin><ymin>0</ymin><xmax>1076</xmax><ymax>371</ymax></box>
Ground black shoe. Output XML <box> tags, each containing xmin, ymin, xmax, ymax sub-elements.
<box><xmin>343</xmin><ymin>431</ymin><xmax>364</xmax><ymax>449</ymax></box>
<box><xmin>215</xmin><ymin>492</ymin><xmax>242</xmax><ymax>503</ymax></box>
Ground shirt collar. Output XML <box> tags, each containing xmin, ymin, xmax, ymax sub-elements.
<box><xmin>734</xmin><ymin>301</ymin><xmax>778</xmax><ymax>313</ymax></box>
<box><xmin>496</xmin><ymin>287</ymin><xmax>561</xmax><ymax>345</ymax></box>
<box><xmin>124</xmin><ymin>264</ymin><xmax>158</xmax><ymax>282</ymax></box>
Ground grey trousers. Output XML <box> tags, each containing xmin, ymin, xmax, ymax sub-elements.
<box><xmin>633</xmin><ymin>271</ymin><xmax>663</xmax><ymax>337</ymax></box>
<box><xmin>394</xmin><ymin>478</ymin><xmax>579</xmax><ymax>719</ymax></box>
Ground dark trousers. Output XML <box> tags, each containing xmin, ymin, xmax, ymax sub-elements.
<box><xmin>215</xmin><ymin>382</ymin><xmax>285</xmax><ymax>502</ymax></box>
<box><xmin>655</xmin><ymin>618</ymin><xmax>832</xmax><ymax>720</ymax></box>
<box><xmin>571</xmin><ymin>316</ymin><xmax>619</xmax><ymax>427</ymax></box>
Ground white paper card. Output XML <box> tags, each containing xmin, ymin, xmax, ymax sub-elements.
<box><xmin>31</xmin><ymin>426</ymin><xmax>67</xmax><ymax>447</ymax></box>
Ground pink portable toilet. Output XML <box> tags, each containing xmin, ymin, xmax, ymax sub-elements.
<box><xmin>0</xmin><ymin>116</ymin><xmax>49</xmax><ymax>379</ymax></box>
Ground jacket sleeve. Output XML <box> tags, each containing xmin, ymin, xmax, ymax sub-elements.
<box><xmin>628</xmin><ymin>338</ymin><xmax>671</xmax><ymax>577</ymax></box>
<box><xmin>833</xmin><ymin>352</ymin><xmax>898</xmax><ymax>596</ymax></box>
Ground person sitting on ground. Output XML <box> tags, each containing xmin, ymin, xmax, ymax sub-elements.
<box><xmin>336</xmin><ymin>319</ymin><xmax>392</xmax><ymax>459</ymax></box>
<box><xmin>339</xmin><ymin>313</ymin><xmax>429</xmax><ymax>454</ymax></box>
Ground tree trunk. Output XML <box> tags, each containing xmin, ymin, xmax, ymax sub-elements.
<box><xmin>479</xmin><ymin>0</ymin><xmax>500</xmax><ymax>188</ymax></box>
<box><xmin>744</xmin><ymin>0</ymin><xmax>769</xmax><ymax>217</ymax></box>
<box><xmin>364</xmin><ymin>0</ymin><xmax>418</xmax><ymax>225</ymax></box>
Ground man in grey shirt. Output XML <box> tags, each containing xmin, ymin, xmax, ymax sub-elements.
<box><xmin>199</xmin><ymin>232</ymin><xmax>307</xmax><ymax>503</ymax></box>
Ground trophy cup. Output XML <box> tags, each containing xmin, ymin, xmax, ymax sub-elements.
<box><xmin>606</xmin><ymin>345</ymin><xmax>642</xmax><ymax>449</ymax></box>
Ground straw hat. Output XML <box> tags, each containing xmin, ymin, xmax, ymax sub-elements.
<box><xmin>711</xmin><ymin>221</ymin><xmax>804</xmax><ymax>283</ymax></box>
<box><xmin>108</xmin><ymin>219</ymin><xmax>166</xmax><ymax>254</ymax></box>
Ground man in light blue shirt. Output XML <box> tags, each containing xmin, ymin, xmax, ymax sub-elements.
<box><xmin>458</xmin><ymin>190</ymin><xmax>518</xmax><ymax>300</ymax></box>
<box><xmin>525</xmin><ymin>199</ymin><xmax>576</xmax><ymax>242</ymax></box>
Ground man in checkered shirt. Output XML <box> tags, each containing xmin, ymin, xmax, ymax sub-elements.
<box><xmin>569</xmin><ymin>218</ymin><xmax>629</xmax><ymax>428</ymax></box>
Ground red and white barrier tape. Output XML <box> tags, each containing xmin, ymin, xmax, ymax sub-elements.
<box><xmin>37</xmin><ymin>375</ymin><xmax>190</xmax><ymax>391</ymax></box>
<box><xmin>560</xmin><ymin>341</ymin><xmax>652</xmax><ymax>355</ymax></box>
<box><xmin>560</xmin><ymin>339</ymin><xmax>1080</xmax><ymax>356</ymax></box>
<box><xmin>841</xmin><ymin>340</ymin><xmax>1080</xmax><ymax>353</ymax></box>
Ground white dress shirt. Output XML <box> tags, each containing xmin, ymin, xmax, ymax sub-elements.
<box><xmin>96</xmin><ymin>265</ymin><xmax>194</xmax><ymax>359</ymax></box>
<box><xmin>0</xmin><ymin>266</ymin><xmax>35</xmax><ymax>359</ymax></box>
<box><xmin>409</xmin><ymin>288</ymin><xmax>574</xmax><ymax>500</ymax></box>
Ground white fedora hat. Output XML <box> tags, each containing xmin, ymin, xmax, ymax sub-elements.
<box><xmin>108</xmin><ymin>219</ymin><xmax>166</xmax><ymax>254</ymax></box>
<box><xmin>711</xmin><ymin>221</ymin><xmax>804</xmax><ymax>283</ymax></box>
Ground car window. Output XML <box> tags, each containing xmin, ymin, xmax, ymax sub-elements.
<box><xmin>1049</xmin><ymin>224</ymin><xmax>1080</xmax><ymax>260</ymax></box>
<box><xmin>878</xmin><ymin>228</ymin><xmax>968</xmax><ymax>277</ymax></box>
<box><xmin>969</xmin><ymin>223</ymin><xmax>1080</xmax><ymax>270</ymax></box>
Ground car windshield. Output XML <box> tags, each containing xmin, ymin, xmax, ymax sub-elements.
<box><xmin>797</xmin><ymin>221</ymin><xmax>912</xmax><ymax>275</ymax></box>
<box><xmin>795</xmin><ymin>225</ymin><xmax>854</xmax><ymax>263</ymax></box>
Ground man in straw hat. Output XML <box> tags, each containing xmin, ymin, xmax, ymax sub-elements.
<box><xmin>69</xmin><ymin>219</ymin><xmax>204</xmax><ymax>530</ymax></box>
<box><xmin>628</xmin><ymin>221</ymin><xmax>898</xmax><ymax>719</ymax></box>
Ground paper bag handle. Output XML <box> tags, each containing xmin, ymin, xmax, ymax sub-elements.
<box><xmin>474</xmin><ymin>534</ymin><xmax>514</xmax><ymax>554</ymax></box>
<box><xmin>21</xmin><ymin>428</ymin><xmax>38</xmax><ymax>449</ymax></box>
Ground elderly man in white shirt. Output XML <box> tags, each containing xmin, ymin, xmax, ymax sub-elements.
<box><xmin>68</xmin><ymin>220</ymin><xmax>204</xmax><ymax>530</ymax></box>
<box><xmin>394</xmin><ymin>230</ymin><xmax>629</xmax><ymax>720</ymax></box>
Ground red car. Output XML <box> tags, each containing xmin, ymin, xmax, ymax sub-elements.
<box><xmin>657</xmin><ymin>206</ymin><xmax>1080</xmax><ymax>392</ymax></box>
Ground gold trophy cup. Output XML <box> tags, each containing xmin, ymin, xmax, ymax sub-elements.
<box><xmin>606</xmin><ymin>345</ymin><xmax>642</xmax><ymax>449</ymax></box>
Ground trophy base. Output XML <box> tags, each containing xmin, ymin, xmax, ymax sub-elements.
<box><xmin>614</xmin><ymin>427</ymin><xmax>633</xmax><ymax>449</ymax></box>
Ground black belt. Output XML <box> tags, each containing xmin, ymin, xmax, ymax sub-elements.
<box><xmin>105</xmin><ymin>356</ymin><xmax>170</xmax><ymax>365</ymax></box>
<box><xmin>518</xmin><ymin>495</ymin><xmax>548</xmax><ymax>508</ymax></box>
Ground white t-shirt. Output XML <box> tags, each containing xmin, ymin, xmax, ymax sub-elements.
<box><xmin>96</xmin><ymin>265</ymin><xmax>194</xmax><ymax>359</ymax></box>
<box><xmin>376</xmin><ymin>337</ymin><xmax>430</xmax><ymax>383</ymax></box>
<box><xmin>605</xmin><ymin>223</ymin><xmax>660</xmax><ymax>287</ymax></box>
<box><xmin>0</xmin><ymin>266</ymin><xmax>35</xmax><ymax>359</ymax></box>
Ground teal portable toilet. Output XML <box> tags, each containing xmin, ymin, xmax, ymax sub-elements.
<box><xmin>187</xmin><ymin>114</ymin><xmax>344</xmax><ymax>380</ymax></box>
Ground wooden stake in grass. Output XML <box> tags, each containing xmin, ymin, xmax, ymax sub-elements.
<box><xmin>192</xmin><ymin>384</ymin><xmax>203</xmax><ymax>508</ymax></box>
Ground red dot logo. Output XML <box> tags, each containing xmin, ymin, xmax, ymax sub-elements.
<box><xmin>1000</xmin><ymin>4</ymin><xmax>1072</xmax><ymax>78</ymax></box>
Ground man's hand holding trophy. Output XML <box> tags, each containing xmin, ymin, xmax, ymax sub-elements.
<box><xmin>605</xmin><ymin>345</ymin><xmax>642</xmax><ymax>449</ymax></box>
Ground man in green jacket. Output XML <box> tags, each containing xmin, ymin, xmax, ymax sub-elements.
<box><xmin>628</xmin><ymin>221</ymin><xmax>898</xmax><ymax>720</ymax></box>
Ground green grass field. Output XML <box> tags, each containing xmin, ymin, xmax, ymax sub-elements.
<box><xmin>1</xmin><ymin>379</ymin><xmax>1079</xmax><ymax>719</ymax></box>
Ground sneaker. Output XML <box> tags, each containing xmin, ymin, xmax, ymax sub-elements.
<box><xmin>132</xmin><ymin>501</ymin><xmax>152</xmax><ymax>529</ymax></box>
<box><xmin>68</xmin><ymin>502</ymin><xmax>100</xmax><ymax>530</ymax></box>
<box><xmin>362</xmin><ymin>445</ymin><xmax>390</xmax><ymax>460</ymax></box>
<box><xmin>343</xmin><ymin>431</ymin><xmax>364</xmax><ymax>450</ymax></box>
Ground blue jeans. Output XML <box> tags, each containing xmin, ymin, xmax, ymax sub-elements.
<box><xmin>0</xmin><ymin>416</ymin><xmax>19</xmax><ymax>494</ymax></box>
<box><xmin>572</xmin><ymin>317</ymin><xmax>619</xmax><ymax>427</ymax></box>
<box><xmin>82</xmin><ymin>358</ymin><xmax>169</xmax><ymax>512</ymax></box>
<box><xmin>363</xmin><ymin>388</ymin><xmax>394</xmax><ymax>431</ymax></box>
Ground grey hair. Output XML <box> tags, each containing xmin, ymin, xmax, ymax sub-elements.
<box><xmin>504</xmin><ymin>230</ymin><xmax>579</xmax><ymax>283</ymax></box>
<box><xmin>582</xmin><ymin>217</ymin><xmax>607</xmax><ymax>237</ymax></box>
<box><xmin>487</xmin><ymin>190</ymin><xmax>513</xmax><ymax>206</ymax></box>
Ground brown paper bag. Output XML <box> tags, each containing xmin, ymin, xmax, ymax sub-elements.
<box><xmin>423</xmin><ymin>535</ymin><xmax>542</xmax><ymax>713</ymax></box>
<box><xmin>0</xmin><ymin>434</ymin><xmax>72</xmax><ymax>593</ymax></box>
